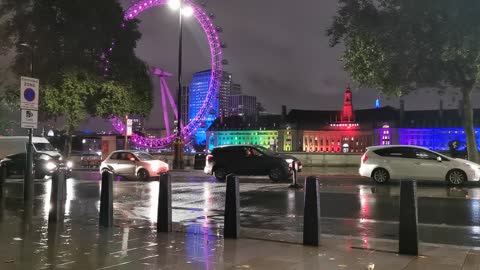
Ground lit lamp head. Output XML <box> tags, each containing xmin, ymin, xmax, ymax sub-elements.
<box><xmin>167</xmin><ymin>0</ymin><xmax>181</xmax><ymax>10</ymax></box>
<box><xmin>182</xmin><ymin>5</ymin><xmax>194</xmax><ymax>17</ymax></box>
<box><xmin>168</xmin><ymin>0</ymin><xmax>193</xmax><ymax>17</ymax></box>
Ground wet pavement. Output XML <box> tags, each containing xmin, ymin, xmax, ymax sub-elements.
<box><xmin>1</xmin><ymin>169</ymin><xmax>480</xmax><ymax>268</ymax></box>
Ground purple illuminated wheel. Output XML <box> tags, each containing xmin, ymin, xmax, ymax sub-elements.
<box><xmin>106</xmin><ymin>0</ymin><xmax>223</xmax><ymax>148</ymax></box>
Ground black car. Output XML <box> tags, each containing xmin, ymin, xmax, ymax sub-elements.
<box><xmin>0</xmin><ymin>152</ymin><xmax>71</xmax><ymax>179</ymax></box>
<box><xmin>204</xmin><ymin>145</ymin><xmax>302</xmax><ymax>182</ymax></box>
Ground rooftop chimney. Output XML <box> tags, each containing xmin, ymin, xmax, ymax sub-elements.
<box><xmin>281</xmin><ymin>105</ymin><xmax>287</xmax><ymax>122</ymax></box>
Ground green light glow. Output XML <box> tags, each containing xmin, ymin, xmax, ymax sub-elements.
<box><xmin>208</xmin><ymin>130</ymin><xmax>278</xmax><ymax>150</ymax></box>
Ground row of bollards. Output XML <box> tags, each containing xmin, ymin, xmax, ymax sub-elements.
<box><xmin>221</xmin><ymin>174</ymin><xmax>418</xmax><ymax>255</ymax></box>
<box><xmin>95</xmin><ymin>169</ymin><xmax>418</xmax><ymax>256</ymax></box>
<box><xmin>98</xmin><ymin>170</ymin><xmax>173</xmax><ymax>232</ymax></box>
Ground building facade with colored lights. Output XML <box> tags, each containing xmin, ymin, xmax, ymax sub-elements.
<box><xmin>188</xmin><ymin>70</ymin><xmax>232</xmax><ymax>145</ymax></box>
<box><xmin>206</xmin><ymin>87</ymin><xmax>480</xmax><ymax>153</ymax></box>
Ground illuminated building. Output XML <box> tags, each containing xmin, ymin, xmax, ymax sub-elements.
<box><xmin>207</xmin><ymin>114</ymin><xmax>282</xmax><ymax>151</ymax></box>
<box><xmin>207</xmin><ymin>86</ymin><xmax>480</xmax><ymax>153</ymax></box>
<box><xmin>188</xmin><ymin>70</ymin><xmax>232</xmax><ymax>145</ymax></box>
<box><xmin>207</xmin><ymin>130</ymin><xmax>278</xmax><ymax>151</ymax></box>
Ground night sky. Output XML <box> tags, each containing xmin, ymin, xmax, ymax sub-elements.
<box><xmin>125</xmin><ymin>0</ymin><xmax>480</xmax><ymax>128</ymax></box>
<box><xmin>2</xmin><ymin>0</ymin><xmax>480</xmax><ymax>131</ymax></box>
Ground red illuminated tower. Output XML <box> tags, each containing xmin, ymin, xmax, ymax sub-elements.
<box><xmin>341</xmin><ymin>86</ymin><xmax>354</xmax><ymax>122</ymax></box>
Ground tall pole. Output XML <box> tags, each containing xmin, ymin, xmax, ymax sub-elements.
<box><xmin>24</xmin><ymin>44</ymin><xmax>34</xmax><ymax>201</ymax></box>
<box><xmin>173</xmin><ymin>1</ymin><xmax>184</xmax><ymax>169</ymax></box>
<box><xmin>177</xmin><ymin>3</ymin><xmax>183</xmax><ymax>137</ymax></box>
<box><xmin>124</xmin><ymin>115</ymin><xmax>128</xmax><ymax>150</ymax></box>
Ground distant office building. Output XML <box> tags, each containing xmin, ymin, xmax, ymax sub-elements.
<box><xmin>218</xmin><ymin>73</ymin><xmax>232</xmax><ymax>119</ymax></box>
<box><xmin>181</xmin><ymin>86</ymin><xmax>189</xmax><ymax>127</ymax></box>
<box><xmin>231</xmin><ymin>83</ymin><xmax>242</xmax><ymax>96</ymax></box>
<box><xmin>229</xmin><ymin>95</ymin><xmax>257</xmax><ymax>117</ymax></box>
<box><xmin>188</xmin><ymin>70</ymin><xmax>232</xmax><ymax>145</ymax></box>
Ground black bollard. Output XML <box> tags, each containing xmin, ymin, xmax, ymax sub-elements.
<box><xmin>99</xmin><ymin>170</ymin><xmax>114</xmax><ymax>227</ymax></box>
<box><xmin>398</xmin><ymin>179</ymin><xmax>418</xmax><ymax>255</ymax></box>
<box><xmin>49</xmin><ymin>171</ymin><xmax>66</xmax><ymax>223</ymax></box>
<box><xmin>60</xmin><ymin>169</ymin><xmax>67</xmax><ymax>201</ymax></box>
<box><xmin>303</xmin><ymin>176</ymin><xmax>321</xmax><ymax>246</ymax></box>
<box><xmin>224</xmin><ymin>174</ymin><xmax>240</xmax><ymax>239</ymax></box>
<box><xmin>289</xmin><ymin>163</ymin><xmax>302</xmax><ymax>189</ymax></box>
<box><xmin>157</xmin><ymin>173</ymin><xmax>172</xmax><ymax>233</ymax></box>
<box><xmin>0</xmin><ymin>165</ymin><xmax>6</xmax><ymax>197</ymax></box>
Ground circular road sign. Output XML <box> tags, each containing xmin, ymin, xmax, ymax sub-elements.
<box><xmin>23</xmin><ymin>88</ymin><xmax>36</xmax><ymax>102</ymax></box>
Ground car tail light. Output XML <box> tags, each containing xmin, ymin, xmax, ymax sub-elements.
<box><xmin>361</xmin><ymin>153</ymin><xmax>368</xmax><ymax>163</ymax></box>
<box><xmin>207</xmin><ymin>155</ymin><xmax>214</xmax><ymax>161</ymax></box>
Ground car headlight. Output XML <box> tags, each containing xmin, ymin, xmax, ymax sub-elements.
<box><xmin>45</xmin><ymin>162</ymin><xmax>57</xmax><ymax>171</ymax></box>
<box><xmin>66</xmin><ymin>161</ymin><xmax>73</xmax><ymax>168</ymax></box>
<box><xmin>285</xmin><ymin>159</ymin><xmax>294</xmax><ymax>164</ymax></box>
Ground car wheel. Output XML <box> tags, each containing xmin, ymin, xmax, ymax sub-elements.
<box><xmin>214</xmin><ymin>167</ymin><xmax>227</xmax><ymax>181</ymax></box>
<box><xmin>372</xmin><ymin>168</ymin><xmax>390</xmax><ymax>184</ymax></box>
<box><xmin>269</xmin><ymin>167</ymin><xmax>286</xmax><ymax>182</ymax></box>
<box><xmin>447</xmin><ymin>169</ymin><xmax>466</xmax><ymax>185</ymax></box>
<box><xmin>137</xmin><ymin>169</ymin><xmax>150</xmax><ymax>181</ymax></box>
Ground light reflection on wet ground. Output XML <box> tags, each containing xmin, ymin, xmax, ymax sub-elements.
<box><xmin>1</xmin><ymin>169</ymin><xmax>480</xmax><ymax>268</ymax></box>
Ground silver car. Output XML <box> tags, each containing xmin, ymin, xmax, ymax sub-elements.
<box><xmin>100</xmin><ymin>151</ymin><xmax>169</xmax><ymax>181</ymax></box>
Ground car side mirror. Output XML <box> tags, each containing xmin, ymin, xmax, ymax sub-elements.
<box><xmin>437</xmin><ymin>156</ymin><xmax>442</xmax><ymax>162</ymax></box>
<box><xmin>129</xmin><ymin>157</ymin><xmax>136</xmax><ymax>162</ymax></box>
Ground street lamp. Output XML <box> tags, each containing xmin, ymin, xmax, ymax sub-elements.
<box><xmin>168</xmin><ymin>0</ymin><xmax>193</xmax><ymax>169</ymax></box>
<box><xmin>19</xmin><ymin>42</ymin><xmax>35</xmax><ymax>201</ymax></box>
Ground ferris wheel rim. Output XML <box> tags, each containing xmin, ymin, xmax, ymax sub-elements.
<box><xmin>108</xmin><ymin>0</ymin><xmax>223</xmax><ymax>148</ymax></box>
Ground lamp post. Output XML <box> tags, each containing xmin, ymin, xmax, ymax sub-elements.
<box><xmin>169</xmin><ymin>0</ymin><xmax>193</xmax><ymax>169</ymax></box>
<box><xmin>19</xmin><ymin>42</ymin><xmax>34</xmax><ymax>201</ymax></box>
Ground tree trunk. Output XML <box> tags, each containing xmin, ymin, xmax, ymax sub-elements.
<box><xmin>462</xmin><ymin>87</ymin><xmax>479</xmax><ymax>163</ymax></box>
<box><xmin>66</xmin><ymin>125</ymin><xmax>73</xmax><ymax>158</ymax></box>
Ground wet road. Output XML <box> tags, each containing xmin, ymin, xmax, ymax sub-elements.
<box><xmin>2</xmin><ymin>169</ymin><xmax>480</xmax><ymax>247</ymax></box>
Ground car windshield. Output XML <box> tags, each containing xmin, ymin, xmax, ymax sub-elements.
<box><xmin>256</xmin><ymin>146</ymin><xmax>276</xmax><ymax>155</ymax></box>
<box><xmin>34</xmin><ymin>143</ymin><xmax>56</xmax><ymax>151</ymax></box>
<box><xmin>135</xmin><ymin>152</ymin><xmax>155</xmax><ymax>161</ymax></box>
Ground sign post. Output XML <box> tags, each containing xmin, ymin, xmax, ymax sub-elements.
<box><xmin>124</xmin><ymin>116</ymin><xmax>131</xmax><ymax>150</ymax></box>
<box><xmin>20</xmin><ymin>76</ymin><xmax>39</xmax><ymax>201</ymax></box>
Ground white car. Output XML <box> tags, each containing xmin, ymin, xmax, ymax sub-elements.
<box><xmin>359</xmin><ymin>145</ymin><xmax>480</xmax><ymax>185</ymax></box>
<box><xmin>100</xmin><ymin>151</ymin><xmax>169</xmax><ymax>181</ymax></box>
